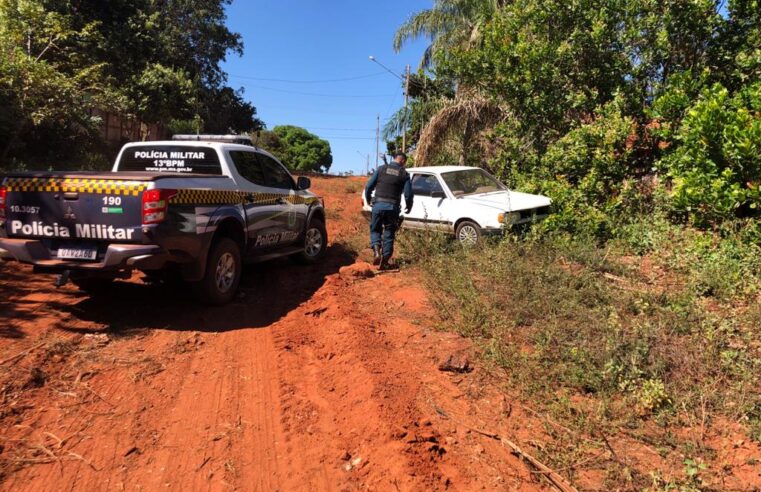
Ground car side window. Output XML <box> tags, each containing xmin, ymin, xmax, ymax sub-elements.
<box><xmin>411</xmin><ymin>174</ymin><xmax>444</xmax><ymax>196</ymax></box>
<box><xmin>229</xmin><ymin>151</ymin><xmax>265</xmax><ymax>186</ymax></box>
<box><xmin>257</xmin><ymin>153</ymin><xmax>294</xmax><ymax>189</ymax></box>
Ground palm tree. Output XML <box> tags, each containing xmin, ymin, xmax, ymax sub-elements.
<box><xmin>416</xmin><ymin>92</ymin><xmax>505</xmax><ymax>166</ymax></box>
<box><xmin>392</xmin><ymin>0</ymin><xmax>508</xmax><ymax>166</ymax></box>
<box><xmin>393</xmin><ymin>0</ymin><xmax>505</xmax><ymax>69</ymax></box>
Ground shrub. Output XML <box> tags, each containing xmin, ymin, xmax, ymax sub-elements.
<box><xmin>655</xmin><ymin>81</ymin><xmax>761</xmax><ymax>225</ymax></box>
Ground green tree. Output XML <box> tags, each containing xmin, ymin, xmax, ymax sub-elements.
<box><xmin>263</xmin><ymin>126</ymin><xmax>332</xmax><ymax>173</ymax></box>
<box><xmin>437</xmin><ymin>1</ymin><xmax>633</xmax><ymax>154</ymax></box>
<box><xmin>200</xmin><ymin>86</ymin><xmax>262</xmax><ymax>134</ymax></box>
<box><xmin>0</xmin><ymin>0</ymin><xmax>261</xmax><ymax>168</ymax></box>
<box><xmin>712</xmin><ymin>0</ymin><xmax>761</xmax><ymax>90</ymax></box>
<box><xmin>0</xmin><ymin>0</ymin><xmax>111</xmax><ymax>161</ymax></box>
<box><xmin>393</xmin><ymin>0</ymin><xmax>760</xmax><ymax>230</ymax></box>
<box><xmin>252</xmin><ymin>129</ymin><xmax>284</xmax><ymax>156</ymax></box>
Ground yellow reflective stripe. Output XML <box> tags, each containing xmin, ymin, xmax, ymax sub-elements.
<box><xmin>4</xmin><ymin>178</ymin><xmax>147</xmax><ymax>196</ymax></box>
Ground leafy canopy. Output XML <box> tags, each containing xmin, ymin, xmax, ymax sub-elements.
<box><xmin>393</xmin><ymin>0</ymin><xmax>760</xmax><ymax>227</ymax></box>
<box><xmin>0</xmin><ymin>0</ymin><xmax>262</xmax><ymax>168</ymax></box>
<box><xmin>255</xmin><ymin>126</ymin><xmax>333</xmax><ymax>173</ymax></box>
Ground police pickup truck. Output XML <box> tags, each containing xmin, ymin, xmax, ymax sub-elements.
<box><xmin>0</xmin><ymin>136</ymin><xmax>327</xmax><ymax>304</ymax></box>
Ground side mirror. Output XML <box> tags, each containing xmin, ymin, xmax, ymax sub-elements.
<box><xmin>431</xmin><ymin>190</ymin><xmax>446</xmax><ymax>199</ymax></box>
<box><xmin>296</xmin><ymin>176</ymin><xmax>311</xmax><ymax>190</ymax></box>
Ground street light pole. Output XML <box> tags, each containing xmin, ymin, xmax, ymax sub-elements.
<box><xmin>375</xmin><ymin>114</ymin><xmax>380</xmax><ymax>170</ymax></box>
<box><xmin>368</xmin><ymin>56</ymin><xmax>403</xmax><ymax>81</ymax></box>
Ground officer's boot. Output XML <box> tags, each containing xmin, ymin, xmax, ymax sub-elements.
<box><xmin>378</xmin><ymin>256</ymin><xmax>389</xmax><ymax>270</ymax></box>
<box><xmin>372</xmin><ymin>245</ymin><xmax>382</xmax><ymax>265</ymax></box>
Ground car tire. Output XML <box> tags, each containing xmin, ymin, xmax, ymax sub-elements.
<box><xmin>193</xmin><ymin>237</ymin><xmax>242</xmax><ymax>305</ymax></box>
<box><xmin>294</xmin><ymin>217</ymin><xmax>327</xmax><ymax>264</ymax></box>
<box><xmin>455</xmin><ymin>220</ymin><xmax>482</xmax><ymax>247</ymax></box>
<box><xmin>71</xmin><ymin>277</ymin><xmax>114</xmax><ymax>293</ymax></box>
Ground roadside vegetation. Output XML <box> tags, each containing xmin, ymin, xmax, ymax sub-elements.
<box><xmin>398</xmin><ymin>223</ymin><xmax>759</xmax><ymax>488</ymax></box>
<box><xmin>0</xmin><ymin>1</ymin><xmax>334</xmax><ymax>174</ymax></box>
<box><xmin>389</xmin><ymin>0</ymin><xmax>760</xmax><ymax>488</ymax></box>
<box><xmin>0</xmin><ymin>0</ymin><xmax>262</xmax><ymax>170</ymax></box>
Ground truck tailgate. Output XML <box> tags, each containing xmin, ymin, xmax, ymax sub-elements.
<box><xmin>3</xmin><ymin>176</ymin><xmax>147</xmax><ymax>246</ymax></box>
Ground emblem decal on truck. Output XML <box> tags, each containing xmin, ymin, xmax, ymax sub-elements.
<box><xmin>254</xmin><ymin>230</ymin><xmax>299</xmax><ymax>247</ymax></box>
<box><xmin>10</xmin><ymin>220</ymin><xmax>135</xmax><ymax>240</ymax></box>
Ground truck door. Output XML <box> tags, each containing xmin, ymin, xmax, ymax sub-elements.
<box><xmin>228</xmin><ymin>150</ymin><xmax>287</xmax><ymax>253</ymax></box>
<box><xmin>255</xmin><ymin>153</ymin><xmax>306</xmax><ymax>247</ymax></box>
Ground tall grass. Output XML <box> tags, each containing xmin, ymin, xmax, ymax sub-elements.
<box><xmin>398</xmin><ymin>218</ymin><xmax>761</xmax><ymax>488</ymax></box>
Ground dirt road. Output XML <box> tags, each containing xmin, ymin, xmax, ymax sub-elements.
<box><xmin>0</xmin><ymin>176</ymin><xmax>543</xmax><ymax>491</ymax></box>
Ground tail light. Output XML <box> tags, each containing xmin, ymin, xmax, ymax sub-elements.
<box><xmin>0</xmin><ymin>186</ymin><xmax>6</xmax><ymax>221</ymax></box>
<box><xmin>142</xmin><ymin>188</ymin><xmax>177</xmax><ymax>225</ymax></box>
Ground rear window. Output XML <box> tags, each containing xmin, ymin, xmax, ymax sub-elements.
<box><xmin>118</xmin><ymin>146</ymin><xmax>222</xmax><ymax>174</ymax></box>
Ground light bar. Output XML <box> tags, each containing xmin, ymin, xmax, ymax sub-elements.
<box><xmin>171</xmin><ymin>134</ymin><xmax>253</xmax><ymax>146</ymax></box>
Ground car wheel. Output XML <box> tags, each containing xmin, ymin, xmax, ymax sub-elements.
<box><xmin>295</xmin><ymin>217</ymin><xmax>327</xmax><ymax>264</ymax></box>
<box><xmin>193</xmin><ymin>237</ymin><xmax>242</xmax><ymax>305</ymax></box>
<box><xmin>455</xmin><ymin>220</ymin><xmax>482</xmax><ymax>247</ymax></box>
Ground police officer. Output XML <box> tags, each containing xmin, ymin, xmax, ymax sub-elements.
<box><xmin>364</xmin><ymin>152</ymin><xmax>413</xmax><ymax>270</ymax></box>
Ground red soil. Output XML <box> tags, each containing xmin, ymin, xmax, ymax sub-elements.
<box><xmin>0</xmin><ymin>176</ymin><xmax>543</xmax><ymax>491</ymax></box>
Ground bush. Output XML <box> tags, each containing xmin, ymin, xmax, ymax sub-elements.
<box><xmin>655</xmin><ymin>81</ymin><xmax>761</xmax><ymax>225</ymax></box>
<box><xmin>499</xmin><ymin>97</ymin><xmax>641</xmax><ymax>239</ymax></box>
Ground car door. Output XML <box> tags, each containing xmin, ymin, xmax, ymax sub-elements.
<box><xmin>227</xmin><ymin>150</ymin><xmax>285</xmax><ymax>253</ymax></box>
<box><xmin>256</xmin><ymin>152</ymin><xmax>306</xmax><ymax>247</ymax></box>
<box><xmin>404</xmin><ymin>173</ymin><xmax>449</xmax><ymax>231</ymax></box>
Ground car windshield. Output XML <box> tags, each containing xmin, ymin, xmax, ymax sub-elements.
<box><xmin>441</xmin><ymin>169</ymin><xmax>506</xmax><ymax>197</ymax></box>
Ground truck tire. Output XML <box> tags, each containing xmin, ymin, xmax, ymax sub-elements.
<box><xmin>455</xmin><ymin>220</ymin><xmax>482</xmax><ymax>247</ymax></box>
<box><xmin>193</xmin><ymin>237</ymin><xmax>242</xmax><ymax>305</ymax></box>
<box><xmin>294</xmin><ymin>217</ymin><xmax>327</xmax><ymax>264</ymax></box>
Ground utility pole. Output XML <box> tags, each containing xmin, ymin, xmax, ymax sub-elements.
<box><xmin>375</xmin><ymin>114</ymin><xmax>380</xmax><ymax>170</ymax></box>
<box><xmin>402</xmin><ymin>64</ymin><xmax>410</xmax><ymax>153</ymax></box>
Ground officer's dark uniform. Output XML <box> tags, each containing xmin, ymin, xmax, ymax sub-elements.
<box><xmin>364</xmin><ymin>158</ymin><xmax>413</xmax><ymax>268</ymax></box>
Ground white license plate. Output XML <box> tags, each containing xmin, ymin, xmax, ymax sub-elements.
<box><xmin>58</xmin><ymin>246</ymin><xmax>97</xmax><ymax>260</ymax></box>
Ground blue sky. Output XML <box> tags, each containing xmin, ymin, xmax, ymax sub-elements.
<box><xmin>221</xmin><ymin>0</ymin><xmax>430</xmax><ymax>175</ymax></box>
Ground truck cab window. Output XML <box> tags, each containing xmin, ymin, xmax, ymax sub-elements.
<box><xmin>257</xmin><ymin>154</ymin><xmax>294</xmax><ymax>189</ymax></box>
<box><xmin>229</xmin><ymin>151</ymin><xmax>265</xmax><ymax>186</ymax></box>
<box><xmin>118</xmin><ymin>145</ymin><xmax>222</xmax><ymax>174</ymax></box>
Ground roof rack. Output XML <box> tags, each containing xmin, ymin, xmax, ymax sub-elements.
<box><xmin>171</xmin><ymin>134</ymin><xmax>253</xmax><ymax>146</ymax></box>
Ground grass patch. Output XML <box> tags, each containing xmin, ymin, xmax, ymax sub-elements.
<box><xmin>403</xmin><ymin>220</ymin><xmax>761</xmax><ymax>488</ymax></box>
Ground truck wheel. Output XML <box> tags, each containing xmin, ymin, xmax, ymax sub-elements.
<box><xmin>294</xmin><ymin>218</ymin><xmax>327</xmax><ymax>264</ymax></box>
<box><xmin>455</xmin><ymin>220</ymin><xmax>482</xmax><ymax>247</ymax></box>
<box><xmin>71</xmin><ymin>277</ymin><xmax>114</xmax><ymax>293</ymax></box>
<box><xmin>194</xmin><ymin>237</ymin><xmax>242</xmax><ymax>305</ymax></box>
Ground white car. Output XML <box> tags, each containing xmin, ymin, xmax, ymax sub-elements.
<box><xmin>362</xmin><ymin>166</ymin><xmax>551</xmax><ymax>245</ymax></box>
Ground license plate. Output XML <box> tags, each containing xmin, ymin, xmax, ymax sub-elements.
<box><xmin>58</xmin><ymin>246</ymin><xmax>98</xmax><ymax>260</ymax></box>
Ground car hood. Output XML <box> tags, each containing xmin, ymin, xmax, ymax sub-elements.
<box><xmin>461</xmin><ymin>190</ymin><xmax>551</xmax><ymax>211</ymax></box>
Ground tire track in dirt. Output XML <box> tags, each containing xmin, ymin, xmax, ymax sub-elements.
<box><xmin>0</xmin><ymin>176</ymin><xmax>541</xmax><ymax>491</ymax></box>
